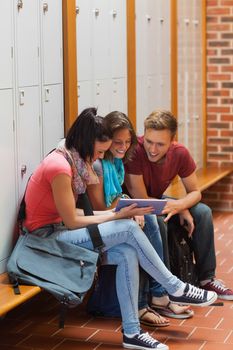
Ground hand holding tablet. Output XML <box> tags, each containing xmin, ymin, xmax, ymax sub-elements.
<box><xmin>115</xmin><ymin>198</ymin><xmax>167</xmax><ymax>215</ymax></box>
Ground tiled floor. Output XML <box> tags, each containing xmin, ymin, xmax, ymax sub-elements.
<box><xmin>1</xmin><ymin>211</ymin><xmax>233</xmax><ymax>350</ymax></box>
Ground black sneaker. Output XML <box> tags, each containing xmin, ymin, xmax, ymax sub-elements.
<box><xmin>123</xmin><ymin>330</ymin><xmax>169</xmax><ymax>350</ymax></box>
<box><xmin>169</xmin><ymin>283</ymin><xmax>217</xmax><ymax>306</ymax></box>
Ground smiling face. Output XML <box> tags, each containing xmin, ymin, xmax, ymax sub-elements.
<box><xmin>92</xmin><ymin>139</ymin><xmax>113</xmax><ymax>162</ymax></box>
<box><xmin>143</xmin><ymin>128</ymin><xmax>173</xmax><ymax>163</ymax></box>
<box><xmin>109</xmin><ymin>128</ymin><xmax>132</xmax><ymax>159</ymax></box>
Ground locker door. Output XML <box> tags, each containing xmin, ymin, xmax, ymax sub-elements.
<box><xmin>42</xmin><ymin>84</ymin><xmax>64</xmax><ymax>156</ymax></box>
<box><xmin>92</xmin><ymin>0</ymin><xmax>110</xmax><ymax>80</ymax></box>
<box><xmin>17</xmin><ymin>86</ymin><xmax>41</xmax><ymax>195</ymax></box>
<box><xmin>15</xmin><ymin>0</ymin><xmax>40</xmax><ymax>87</ymax></box>
<box><xmin>145</xmin><ymin>0</ymin><xmax>159</xmax><ymax>75</ymax></box>
<box><xmin>109</xmin><ymin>0</ymin><xmax>127</xmax><ymax>79</ymax></box>
<box><xmin>76</xmin><ymin>0</ymin><xmax>92</xmax><ymax>81</ymax></box>
<box><xmin>78</xmin><ymin>80</ymin><xmax>93</xmax><ymax>114</ymax></box>
<box><xmin>146</xmin><ymin>75</ymin><xmax>159</xmax><ymax>114</ymax></box>
<box><xmin>0</xmin><ymin>0</ymin><xmax>13</xmax><ymax>89</ymax></box>
<box><xmin>93</xmin><ymin>79</ymin><xmax>110</xmax><ymax>116</ymax></box>
<box><xmin>136</xmin><ymin>75</ymin><xmax>146</xmax><ymax>135</ymax></box>
<box><xmin>158</xmin><ymin>0</ymin><xmax>170</xmax><ymax>75</ymax></box>
<box><xmin>40</xmin><ymin>0</ymin><xmax>63</xmax><ymax>85</ymax></box>
<box><xmin>110</xmin><ymin>78</ymin><xmax>127</xmax><ymax>113</ymax></box>
<box><xmin>159</xmin><ymin>73</ymin><xmax>171</xmax><ymax>110</ymax></box>
<box><xmin>0</xmin><ymin>89</ymin><xmax>17</xmax><ymax>272</ymax></box>
<box><xmin>135</xmin><ymin>0</ymin><xmax>146</xmax><ymax>77</ymax></box>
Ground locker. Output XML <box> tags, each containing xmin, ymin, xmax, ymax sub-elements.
<box><xmin>109</xmin><ymin>78</ymin><xmax>127</xmax><ymax>113</ymax></box>
<box><xmin>77</xmin><ymin>80</ymin><xmax>93</xmax><ymax>114</ymax></box>
<box><xmin>93</xmin><ymin>79</ymin><xmax>110</xmax><ymax>117</ymax></box>
<box><xmin>92</xmin><ymin>0</ymin><xmax>110</xmax><ymax>80</ymax></box>
<box><xmin>159</xmin><ymin>73</ymin><xmax>171</xmax><ymax>110</ymax></box>
<box><xmin>76</xmin><ymin>0</ymin><xmax>93</xmax><ymax>81</ymax></box>
<box><xmin>40</xmin><ymin>0</ymin><xmax>63</xmax><ymax>85</ymax></box>
<box><xmin>0</xmin><ymin>0</ymin><xmax>13</xmax><ymax>89</ymax></box>
<box><xmin>15</xmin><ymin>0</ymin><xmax>40</xmax><ymax>87</ymax></box>
<box><xmin>0</xmin><ymin>89</ymin><xmax>17</xmax><ymax>272</ymax></box>
<box><xmin>146</xmin><ymin>75</ymin><xmax>160</xmax><ymax>115</ymax></box>
<box><xmin>42</xmin><ymin>84</ymin><xmax>64</xmax><ymax>156</ymax></box>
<box><xmin>135</xmin><ymin>0</ymin><xmax>146</xmax><ymax>77</ymax></box>
<box><xmin>145</xmin><ymin>0</ymin><xmax>160</xmax><ymax>76</ymax></box>
<box><xmin>109</xmin><ymin>0</ymin><xmax>127</xmax><ymax>79</ymax></box>
<box><xmin>17</xmin><ymin>86</ymin><xmax>41</xmax><ymax>195</ymax></box>
<box><xmin>158</xmin><ymin>0</ymin><xmax>170</xmax><ymax>75</ymax></box>
<box><xmin>136</xmin><ymin>75</ymin><xmax>146</xmax><ymax>135</ymax></box>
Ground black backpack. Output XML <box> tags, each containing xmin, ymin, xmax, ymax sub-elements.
<box><xmin>167</xmin><ymin>217</ymin><xmax>198</xmax><ymax>285</ymax></box>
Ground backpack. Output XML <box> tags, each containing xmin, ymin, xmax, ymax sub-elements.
<box><xmin>7</xmin><ymin>193</ymin><xmax>104</xmax><ymax>328</ymax></box>
<box><xmin>167</xmin><ymin>217</ymin><xmax>198</xmax><ymax>285</ymax></box>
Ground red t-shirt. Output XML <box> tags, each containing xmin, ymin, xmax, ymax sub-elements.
<box><xmin>124</xmin><ymin>137</ymin><xmax>196</xmax><ymax>199</ymax></box>
<box><xmin>24</xmin><ymin>151</ymin><xmax>72</xmax><ymax>232</ymax></box>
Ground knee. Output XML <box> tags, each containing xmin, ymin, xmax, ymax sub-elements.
<box><xmin>191</xmin><ymin>203</ymin><xmax>213</xmax><ymax>222</ymax></box>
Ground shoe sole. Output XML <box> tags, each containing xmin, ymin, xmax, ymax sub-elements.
<box><xmin>123</xmin><ymin>342</ymin><xmax>169</xmax><ymax>350</ymax></box>
<box><xmin>170</xmin><ymin>292</ymin><xmax>218</xmax><ymax>307</ymax></box>
<box><xmin>217</xmin><ymin>295</ymin><xmax>233</xmax><ymax>301</ymax></box>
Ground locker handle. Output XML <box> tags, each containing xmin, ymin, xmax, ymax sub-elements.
<box><xmin>21</xmin><ymin>165</ymin><xmax>27</xmax><ymax>176</ymax></box>
<box><xmin>76</xmin><ymin>6</ymin><xmax>80</xmax><ymax>15</ymax></box>
<box><xmin>146</xmin><ymin>15</ymin><xmax>152</xmax><ymax>21</ymax></box>
<box><xmin>159</xmin><ymin>18</ymin><xmax>164</xmax><ymax>23</ymax></box>
<box><xmin>93</xmin><ymin>8</ymin><xmax>99</xmax><ymax>16</ymax></box>
<box><xmin>184</xmin><ymin>18</ymin><xmax>190</xmax><ymax>25</ymax></box>
<box><xmin>19</xmin><ymin>90</ymin><xmax>25</xmax><ymax>105</ymax></box>
<box><xmin>43</xmin><ymin>2</ymin><xmax>48</xmax><ymax>13</ymax></box>
<box><xmin>111</xmin><ymin>10</ymin><xmax>117</xmax><ymax>18</ymax></box>
<box><xmin>45</xmin><ymin>88</ymin><xmax>50</xmax><ymax>102</ymax></box>
<box><xmin>17</xmin><ymin>0</ymin><xmax>23</xmax><ymax>10</ymax></box>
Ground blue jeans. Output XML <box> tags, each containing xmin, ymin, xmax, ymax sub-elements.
<box><xmin>55</xmin><ymin>218</ymin><xmax>183</xmax><ymax>335</ymax></box>
<box><xmin>159</xmin><ymin>202</ymin><xmax>216</xmax><ymax>283</ymax></box>
<box><xmin>138</xmin><ymin>215</ymin><xmax>168</xmax><ymax>310</ymax></box>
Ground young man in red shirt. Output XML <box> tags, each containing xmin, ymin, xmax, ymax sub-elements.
<box><xmin>124</xmin><ymin>109</ymin><xmax>233</xmax><ymax>301</ymax></box>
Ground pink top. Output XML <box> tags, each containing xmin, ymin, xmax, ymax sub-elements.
<box><xmin>24</xmin><ymin>151</ymin><xmax>72</xmax><ymax>232</ymax></box>
<box><xmin>124</xmin><ymin>137</ymin><xmax>196</xmax><ymax>199</ymax></box>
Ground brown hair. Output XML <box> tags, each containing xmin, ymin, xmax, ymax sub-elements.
<box><xmin>144</xmin><ymin>109</ymin><xmax>177</xmax><ymax>138</ymax></box>
<box><xmin>104</xmin><ymin>111</ymin><xmax>137</xmax><ymax>162</ymax></box>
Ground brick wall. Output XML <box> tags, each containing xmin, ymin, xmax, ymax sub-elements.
<box><xmin>202</xmin><ymin>0</ymin><xmax>233</xmax><ymax>211</ymax></box>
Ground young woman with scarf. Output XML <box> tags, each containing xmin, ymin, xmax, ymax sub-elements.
<box><xmin>87</xmin><ymin>111</ymin><xmax>194</xmax><ymax>327</ymax></box>
<box><xmin>24</xmin><ymin>108</ymin><xmax>217</xmax><ymax>350</ymax></box>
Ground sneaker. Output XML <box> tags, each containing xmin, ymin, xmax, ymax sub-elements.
<box><xmin>123</xmin><ymin>330</ymin><xmax>169</xmax><ymax>350</ymax></box>
<box><xmin>202</xmin><ymin>279</ymin><xmax>233</xmax><ymax>301</ymax></box>
<box><xmin>169</xmin><ymin>283</ymin><xmax>217</xmax><ymax>306</ymax></box>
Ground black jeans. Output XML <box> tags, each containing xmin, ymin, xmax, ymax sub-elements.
<box><xmin>158</xmin><ymin>202</ymin><xmax>216</xmax><ymax>283</ymax></box>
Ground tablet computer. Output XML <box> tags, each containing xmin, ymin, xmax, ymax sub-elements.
<box><xmin>115</xmin><ymin>198</ymin><xmax>167</xmax><ymax>215</ymax></box>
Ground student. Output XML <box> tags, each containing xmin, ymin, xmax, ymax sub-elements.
<box><xmin>23</xmin><ymin>108</ymin><xmax>217</xmax><ymax>350</ymax></box>
<box><xmin>124</xmin><ymin>109</ymin><xmax>233</xmax><ymax>301</ymax></box>
<box><xmin>88</xmin><ymin>111</ymin><xmax>194</xmax><ymax>325</ymax></box>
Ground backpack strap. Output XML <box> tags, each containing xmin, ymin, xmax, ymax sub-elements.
<box><xmin>77</xmin><ymin>192</ymin><xmax>105</xmax><ymax>253</ymax></box>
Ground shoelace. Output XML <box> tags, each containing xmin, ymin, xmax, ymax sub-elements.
<box><xmin>138</xmin><ymin>332</ymin><xmax>158</xmax><ymax>345</ymax></box>
<box><xmin>210</xmin><ymin>279</ymin><xmax>228</xmax><ymax>292</ymax></box>
<box><xmin>186</xmin><ymin>285</ymin><xmax>205</xmax><ymax>300</ymax></box>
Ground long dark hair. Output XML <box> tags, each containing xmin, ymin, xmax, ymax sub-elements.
<box><xmin>65</xmin><ymin>108</ymin><xmax>112</xmax><ymax>161</ymax></box>
<box><xmin>103</xmin><ymin>111</ymin><xmax>137</xmax><ymax>162</ymax></box>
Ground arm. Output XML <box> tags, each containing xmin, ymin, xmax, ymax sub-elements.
<box><xmin>52</xmin><ymin>174</ymin><xmax>154</xmax><ymax>229</ymax></box>
<box><xmin>124</xmin><ymin>173</ymin><xmax>151</xmax><ymax>199</ymax></box>
<box><xmin>162</xmin><ymin>171</ymin><xmax>201</xmax><ymax>236</ymax></box>
<box><xmin>87</xmin><ymin>176</ymin><xmax>106</xmax><ymax>210</ymax></box>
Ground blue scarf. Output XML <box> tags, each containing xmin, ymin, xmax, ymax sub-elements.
<box><xmin>102</xmin><ymin>158</ymin><xmax>125</xmax><ymax>207</ymax></box>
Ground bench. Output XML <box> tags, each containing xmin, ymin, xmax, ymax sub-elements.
<box><xmin>0</xmin><ymin>272</ymin><xmax>41</xmax><ymax>318</ymax></box>
<box><xmin>164</xmin><ymin>166</ymin><xmax>233</xmax><ymax>198</ymax></box>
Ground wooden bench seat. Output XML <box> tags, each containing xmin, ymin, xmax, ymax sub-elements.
<box><xmin>0</xmin><ymin>272</ymin><xmax>41</xmax><ymax>318</ymax></box>
<box><xmin>165</xmin><ymin>166</ymin><xmax>233</xmax><ymax>198</ymax></box>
